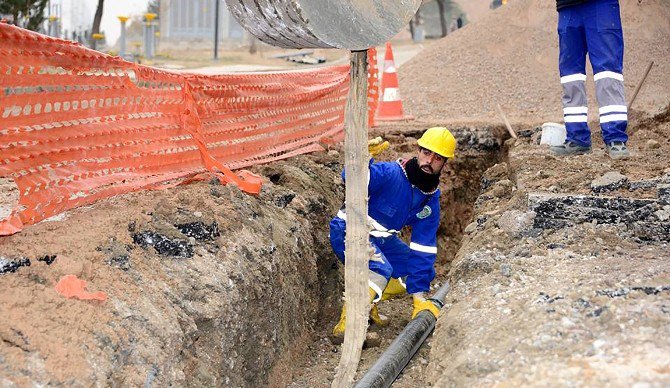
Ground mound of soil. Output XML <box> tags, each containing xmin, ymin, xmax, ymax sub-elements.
<box><xmin>426</xmin><ymin>108</ymin><xmax>670</xmax><ymax>385</ymax></box>
<box><xmin>453</xmin><ymin>0</ymin><xmax>494</xmax><ymax>23</ymax></box>
<box><xmin>400</xmin><ymin>0</ymin><xmax>670</xmax><ymax>125</ymax></box>
<box><xmin>0</xmin><ymin>154</ymin><xmax>344</xmax><ymax>386</ymax></box>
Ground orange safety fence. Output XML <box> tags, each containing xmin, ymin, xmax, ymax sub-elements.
<box><xmin>0</xmin><ymin>24</ymin><xmax>349</xmax><ymax>235</ymax></box>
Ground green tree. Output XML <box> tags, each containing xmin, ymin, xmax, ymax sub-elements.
<box><xmin>147</xmin><ymin>0</ymin><xmax>159</xmax><ymax>16</ymax></box>
<box><xmin>0</xmin><ymin>0</ymin><xmax>48</xmax><ymax>31</ymax></box>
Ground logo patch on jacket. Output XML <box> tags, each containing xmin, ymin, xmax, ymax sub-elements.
<box><xmin>416</xmin><ymin>205</ymin><xmax>432</xmax><ymax>219</ymax></box>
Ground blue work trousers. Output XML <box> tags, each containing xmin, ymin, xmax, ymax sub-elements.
<box><xmin>558</xmin><ymin>0</ymin><xmax>628</xmax><ymax>146</ymax></box>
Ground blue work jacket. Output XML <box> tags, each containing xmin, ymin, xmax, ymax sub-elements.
<box><xmin>338</xmin><ymin>159</ymin><xmax>441</xmax><ymax>293</ymax></box>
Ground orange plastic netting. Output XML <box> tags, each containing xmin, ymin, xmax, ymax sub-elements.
<box><xmin>0</xmin><ymin>24</ymin><xmax>349</xmax><ymax>235</ymax></box>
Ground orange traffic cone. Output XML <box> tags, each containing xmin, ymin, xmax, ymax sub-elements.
<box><xmin>375</xmin><ymin>42</ymin><xmax>412</xmax><ymax>122</ymax></box>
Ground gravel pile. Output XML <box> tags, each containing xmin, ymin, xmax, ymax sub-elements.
<box><xmin>400</xmin><ymin>0</ymin><xmax>670</xmax><ymax>125</ymax></box>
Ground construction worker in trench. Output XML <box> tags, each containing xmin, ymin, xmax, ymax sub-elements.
<box><xmin>329</xmin><ymin>127</ymin><xmax>456</xmax><ymax>340</ymax></box>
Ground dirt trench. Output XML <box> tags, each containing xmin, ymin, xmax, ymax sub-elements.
<box><xmin>283</xmin><ymin>124</ymin><xmax>508</xmax><ymax>387</ymax></box>
<box><xmin>0</xmin><ymin>125</ymin><xmax>507</xmax><ymax>387</ymax></box>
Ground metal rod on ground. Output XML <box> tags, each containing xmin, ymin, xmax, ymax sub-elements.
<box><xmin>628</xmin><ymin>61</ymin><xmax>654</xmax><ymax>111</ymax></box>
<box><xmin>496</xmin><ymin>103</ymin><xmax>518</xmax><ymax>139</ymax></box>
<box><xmin>332</xmin><ymin>50</ymin><xmax>371</xmax><ymax>388</ymax></box>
<box><xmin>354</xmin><ymin>282</ymin><xmax>451</xmax><ymax>388</ymax></box>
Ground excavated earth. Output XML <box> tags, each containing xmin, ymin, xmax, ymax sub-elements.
<box><xmin>2</xmin><ymin>1</ymin><xmax>669</xmax><ymax>386</ymax></box>
<box><xmin>0</xmin><ymin>153</ymin><xmax>346</xmax><ymax>386</ymax></box>
<box><xmin>2</xmin><ymin>114</ymin><xmax>667</xmax><ymax>386</ymax></box>
<box><xmin>426</xmin><ymin>107</ymin><xmax>670</xmax><ymax>386</ymax></box>
<box><xmin>0</xmin><ymin>123</ymin><xmax>506</xmax><ymax>386</ymax></box>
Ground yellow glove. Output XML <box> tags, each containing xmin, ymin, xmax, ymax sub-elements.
<box><xmin>368</xmin><ymin>137</ymin><xmax>390</xmax><ymax>157</ymax></box>
<box><xmin>411</xmin><ymin>294</ymin><xmax>440</xmax><ymax>319</ymax></box>
<box><xmin>381</xmin><ymin>277</ymin><xmax>407</xmax><ymax>301</ymax></box>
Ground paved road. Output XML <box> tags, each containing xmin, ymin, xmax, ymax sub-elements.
<box><xmin>186</xmin><ymin>43</ymin><xmax>425</xmax><ymax>74</ymax></box>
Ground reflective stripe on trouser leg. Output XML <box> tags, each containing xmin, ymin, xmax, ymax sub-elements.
<box><xmin>561</xmin><ymin>78</ymin><xmax>591</xmax><ymax>146</ymax></box>
<box><xmin>595</xmin><ymin>74</ymin><xmax>628</xmax><ymax>144</ymax></box>
<box><xmin>367</xmin><ymin>241</ymin><xmax>392</xmax><ymax>303</ymax></box>
<box><xmin>369</xmin><ymin>271</ymin><xmax>388</xmax><ymax>303</ymax></box>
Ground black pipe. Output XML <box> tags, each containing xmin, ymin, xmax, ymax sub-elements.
<box><xmin>354</xmin><ymin>282</ymin><xmax>450</xmax><ymax>388</ymax></box>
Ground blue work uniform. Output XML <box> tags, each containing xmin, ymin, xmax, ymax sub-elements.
<box><xmin>329</xmin><ymin>160</ymin><xmax>440</xmax><ymax>296</ymax></box>
<box><xmin>558</xmin><ymin>0</ymin><xmax>628</xmax><ymax>146</ymax></box>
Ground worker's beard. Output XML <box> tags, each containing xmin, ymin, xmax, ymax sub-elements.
<box><xmin>403</xmin><ymin>157</ymin><xmax>440</xmax><ymax>193</ymax></box>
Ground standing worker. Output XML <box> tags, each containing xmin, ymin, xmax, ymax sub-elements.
<box><xmin>329</xmin><ymin>127</ymin><xmax>456</xmax><ymax>341</ymax></box>
<box><xmin>551</xmin><ymin>0</ymin><xmax>630</xmax><ymax>159</ymax></box>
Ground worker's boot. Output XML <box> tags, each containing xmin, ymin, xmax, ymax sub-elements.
<box><xmin>381</xmin><ymin>277</ymin><xmax>407</xmax><ymax>301</ymax></box>
<box><xmin>607</xmin><ymin>141</ymin><xmax>630</xmax><ymax>160</ymax></box>
<box><xmin>331</xmin><ymin>288</ymin><xmax>386</xmax><ymax>344</ymax></box>
<box><xmin>369</xmin><ymin>304</ymin><xmax>389</xmax><ymax>327</ymax></box>
<box><xmin>332</xmin><ymin>303</ymin><xmax>347</xmax><ymax>342</ymax></box>
<box><xmin>550</xmin><ymin>141</ymin><xmax>591</xmax><ymax>156</ymax></box>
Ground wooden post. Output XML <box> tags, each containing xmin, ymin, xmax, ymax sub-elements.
<box><xmin>332</xmin><ymin>50</ymin><xmax>370</xmax><ymax>388</ymax></box>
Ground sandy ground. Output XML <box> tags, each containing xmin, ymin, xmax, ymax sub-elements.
<box><xmin>400</xmin><ymin>0</ymin><xmax>670</xmax><ymax>125</ymax></box>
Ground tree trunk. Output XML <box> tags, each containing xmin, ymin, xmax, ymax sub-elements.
<box><xmin>249</xmin><ymin>36</ymin><xmax>258</xmax><ymax>55</ymax></box>
<box><xmin>331</xmin><ymin>50</ymin><xmax>370</xmax><ymax>388</ymax></box>
<box><xmin>91</xmin><ymin>0</ymin><xmax>104</xmax><ymax>49</ymax></box>
<box><xmin>437</xmin><ymin>0</ymin><xmax>448</xmax><ymax>38</ymax></box>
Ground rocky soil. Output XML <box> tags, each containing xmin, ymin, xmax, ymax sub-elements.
<box><xmin>0</xmin><ymin>154</ymin><xmax>345</xmax><ymax>386</ymax></box>
<box><xmin>427</xmin><ymin>108</ymin><xmax>670</xmax><ymax>386</ymax></box>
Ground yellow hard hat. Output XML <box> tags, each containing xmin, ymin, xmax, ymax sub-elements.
<box><xmin>417</xmin><ymin>127</ymin><xmax>456</xmax><ymax>158</ymax></box>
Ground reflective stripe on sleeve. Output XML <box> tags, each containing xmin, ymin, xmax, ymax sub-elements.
<box><xmin>370</xmin><ymin>230</ymin><xmax>393</xmax><ymax>238</ymax></box>
<box><xmin>410</xmin><ymin>242</ymin><xmax>437</xmax><ymax>254</ymax></box>
<box><xmin>337</xmin><ymin>209</ymin><xmax>399</xmax><ymax>237</ymax></box>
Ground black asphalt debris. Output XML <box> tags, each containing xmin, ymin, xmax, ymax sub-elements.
<box><xmin>529</xmin><ymin>194</ymin><xmax>670</xmax><ymax>242</ymax></box>
<box><xmin>133</xmin><ymin>231</ymin><xmax>193</xmax><ymax>258</ymax></box>
<box><xmin>597</xmin><ymin>286</ymin><xmax>670</xmax><ymax>298</ymax></box>
<box><xmin>175</xmin><ymin>221</ymin><xmax>220</xmax><ymax>241</ymax></box>
<box><xmin>535</xmin><ymin>292</ymin><xmax>564</xmax><ymax>304</ymax></box>
<box><xmin>37</xmin><ymin>255</ymin><xmax>56</xmax><ymax>265</ymax></box>
<box><xmin>0</xmin><ymin>257</ymin><xmax>31</xmax><ymax>275</ymax></box>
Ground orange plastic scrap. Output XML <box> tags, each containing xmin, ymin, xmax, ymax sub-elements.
<box><xmin>55</xmin><ymin>274</ymin><xmax>107</xmax><ymax>301</ymax></box>
<box><xmin>0</xmin><ymin>214</ymin><xmax>24</xmax><ymax>236</ymax></box>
